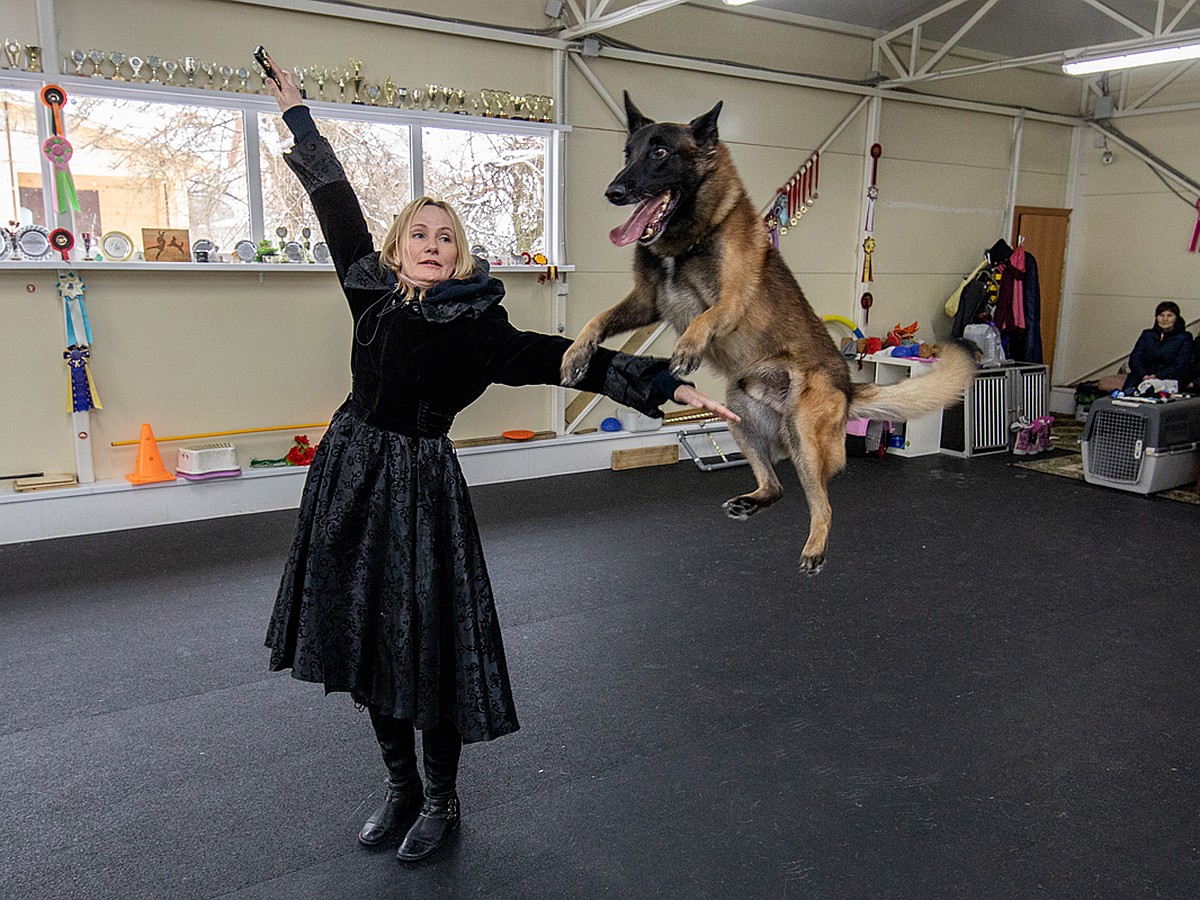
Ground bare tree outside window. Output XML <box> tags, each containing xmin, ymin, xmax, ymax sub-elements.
<box><xmin>1</xmin><ymin>89</ymin><xmax>45</xmax><ymax>227</ymax></box>
<box><xmin>259</xmin><ymin>115</ymin><xmax>411</xmax><ymax>248</ymax></box>
<box><xmin>64</xmin><ymin>96</ymin><xmax>249</xmax><ymax>253</ymax></box>
<box><xmin>423</xmin><ymin>128</ymin><xmax>546</xmax><ymax>262</ymax></box>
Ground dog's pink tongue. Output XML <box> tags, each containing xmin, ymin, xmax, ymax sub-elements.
<box><xmin>609</xmin><ymin>195</ymin><xmax>661</xmax><ymax>247</ymax></box>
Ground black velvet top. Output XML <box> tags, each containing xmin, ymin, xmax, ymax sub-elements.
<box><xmin>281</xmin><ymin>107</ymin><xmax>684</xmax><ymax>436</ymax></box>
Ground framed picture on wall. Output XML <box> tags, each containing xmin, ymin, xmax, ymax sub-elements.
<box><xmin>141</xmin><ymin>228</ymin><xmax>192</xmax><ymax>262</ymax></box>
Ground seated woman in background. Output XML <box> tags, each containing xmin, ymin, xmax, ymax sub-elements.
<box><xmin>1122</xmin><ymin>301</ymin><xmax>1192</xmax><ymax>393</ymax></box>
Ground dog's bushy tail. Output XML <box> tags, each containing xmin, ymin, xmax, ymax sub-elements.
<box><xmin>848</xmin><ymin>342</ymin><xmax>974</xmax><ymax>421</ymax></box>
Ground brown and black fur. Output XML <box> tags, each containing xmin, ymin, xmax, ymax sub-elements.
<box><xmin>562</xmin><ymin>94</ymin><xmax>973</xmax><ymax>574</ymax></box>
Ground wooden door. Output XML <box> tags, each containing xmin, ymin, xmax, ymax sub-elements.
<box><xmin>1012</xmin><ymin>206</ymin><xmax>1070</xmax><ymax>381</ymax></box>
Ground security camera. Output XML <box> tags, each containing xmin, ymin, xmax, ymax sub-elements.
<box><xmin>1101</xmin><ymin>150</ymin><xmax>1114</xmax><ymax>165</ymax></box>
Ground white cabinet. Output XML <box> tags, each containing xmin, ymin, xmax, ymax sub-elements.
<box><xmin>847</xmin><ymin>352</ymin><xmax>945</xmax><ymax>457</ymax></box>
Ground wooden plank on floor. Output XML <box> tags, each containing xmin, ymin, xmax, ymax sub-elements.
<box><xmin>611</xmin><ymin>444</ymin><xmax>679</xmax><ymax>471</ymax></box>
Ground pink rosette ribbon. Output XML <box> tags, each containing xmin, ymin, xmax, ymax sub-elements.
<box><xmin>42</xmin><ymin>136</ymin><xmax>80</xmax><ymax>214</ymax></box>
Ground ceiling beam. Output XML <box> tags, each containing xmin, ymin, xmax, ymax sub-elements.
<box><xmin>1078</xmin><ymin>0</ymin><xmax>1152</xmax><ymax>38</ymax></box>
<box><xmin>559</xmin><ymin>0</ymin><xmax>690</xmax><ymax>39</ymax></box>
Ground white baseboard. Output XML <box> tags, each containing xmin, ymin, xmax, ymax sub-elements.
<box><xmin>1050</xmin><ymin>386</ymin><xmax>1077</xmax><ymax>415</ymax></box>
<box><xmin>0</xmin><ymin>424</ymin><xmax>738</xmax><ymax>545</ymax></box>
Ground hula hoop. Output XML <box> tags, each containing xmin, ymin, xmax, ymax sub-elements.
<box><xmin>823</xmin><ymin>314</ymin><xmax>864</xmax><ymax>340</ymax></box>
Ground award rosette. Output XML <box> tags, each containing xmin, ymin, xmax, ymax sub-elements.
<box><xmin>64</xmin><ymin>344</ymin><xmax>103</xmax><ymax>412</ymax></box>
<box><xmin>39</xmin><ymin>85</ymin><xmax>81</xmax><ymax>214</ymax></box>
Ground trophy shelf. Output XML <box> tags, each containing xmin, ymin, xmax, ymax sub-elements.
<box><xmin>0</xmin><ymin>261</ymin><xmax>574</xmax><ymax>273</ymax></box>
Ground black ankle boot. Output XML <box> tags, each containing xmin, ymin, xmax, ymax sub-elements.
<box><xmin>358</xmin><ymin>779</ymin><xmax>423</xmax><ymax>847</ymax></box>
<box><xmin>396</xmin><ymin>794</ymin><xmax>460</xmax><ymax>862</ymax></box>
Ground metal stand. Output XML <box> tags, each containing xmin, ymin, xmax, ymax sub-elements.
<box><xmin>678</xmin><ymin>424</ymin><xmax>747</xmax><ymax>471</ymax></box>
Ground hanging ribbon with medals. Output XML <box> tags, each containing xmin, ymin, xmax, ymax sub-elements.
<box><xmin>763</xmin><ymin>151</ymin><xmax>819</xmax><ymax>247</ymax></box>
<box><xmin>1190</xmin><ymin>198</ymin><xmax>1200</xmax><ymax>252</ymax></box>
<box><xmin>57</xmin><ymin>271</ymin><xmax>102</xmax><ymax>412</ymax></box>
<box><xmin>864</xmin><ymin>144</ymin><xmax>882</xmax><ymax>231</ymax></box>
<box><xmin>40</xmin><ymin>85</ymin><xmax>80</xmax><ymax>214</ymax></box>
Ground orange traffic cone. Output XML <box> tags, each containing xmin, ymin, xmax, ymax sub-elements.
<box><xmin>125</xmin><ymin>423</ymin><xmax>176</xmax><ymax>485</ymax></box>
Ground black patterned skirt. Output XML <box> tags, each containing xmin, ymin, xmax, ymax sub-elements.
<box><xmin>265</xmin><ymin>398</ymin><xmax>519</xmax><ymax>743</ymax></box>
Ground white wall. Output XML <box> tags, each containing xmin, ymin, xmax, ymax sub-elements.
<box><xmin>3</xmin><ymin>0</ymin><xmax>1194</xmax><ymax>483</ymax></box>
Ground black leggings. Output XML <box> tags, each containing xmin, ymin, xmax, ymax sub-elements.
<box><xmin>368</xmin><ymin>708</ymin><xmax>462</xmax><ymax>798</ymax></box>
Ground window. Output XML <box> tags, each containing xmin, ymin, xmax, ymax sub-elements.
<box><xmin>63</xmin><ymin>95</ymin><xmax>250</xmax><ymax>254</ymax></box>
<box><xmin>423</xmin><ymin>128</ymin><xmax>546</xmax><ymax>263</ymax></box>
<box><xmin>259</xmin><ymin>114</ymin><xmax>411</xmax><ymax>248</ymax></box>
<box><xmin>0</xmin><ymin>89</ymin><xmax>43</xmax><ymax>228</ymax></box>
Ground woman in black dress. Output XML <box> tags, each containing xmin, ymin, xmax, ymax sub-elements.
<box><xmin>261</xmin><ymin>60</ymin><xmax>738</xmax><ymax>863</ymax></box>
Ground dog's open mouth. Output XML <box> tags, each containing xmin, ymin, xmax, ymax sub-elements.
<box><xmin>609</xmin><ymin>191</ymin><xmax>675</xmax><ymax>247</ymax></box>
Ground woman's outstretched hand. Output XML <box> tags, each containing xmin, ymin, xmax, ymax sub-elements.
<box><xmin>673</xmin><ymin>384</ymin><xmax>741</xmax><ymax>424</ymax></box>
<box><xmin>264</xmin><ymin>55</ymin><xmax>304</xmax><ymax>113</ymax></box>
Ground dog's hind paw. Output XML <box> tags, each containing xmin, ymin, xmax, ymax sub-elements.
<box><xmin>798</xmin><ymin>553</ymin><xmax>825</xmax><ymax>576</ymax></box>
<box><xmin>722</xmin><ymin>496</ymin><xmax>760</xmax><ymax>520</ymax></box>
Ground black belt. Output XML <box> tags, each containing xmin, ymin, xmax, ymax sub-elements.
<box><xmin>344</xmin><ymin>395</ymin><xmax>454</xmax><ymax>438</ymax></box>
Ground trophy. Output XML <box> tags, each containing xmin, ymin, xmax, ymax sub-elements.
<box><xmin>301</xmin><ymin>226</ymin><xmax>312</xmax><ymax>252</ymax></box>
<box><xmin>349</xmin><ymin>59</ymin><xmax>363</xmax><ymax>103</ymax></box>
<box><xmin>425</xmin><ymin>84</ymin><xmax>439</xmax><ymax>110</ymax></box>
<box><xmin>336</xmin><ymin>68</ymin><xmax>348</xmax><ymax>102</ymax></box>
<box><xmin>129</xmin><ymin>55</ymin><xmax>144</xmax><ymax>81</ymax></box>
<box><xmin>218</xmin><ymin>64</ymin><xmax>233</xmax><ymax>90</ymax></box>
<box><xmin>4</xmin><ymin>39</ymin><xmax>19</xmax><ymax>69</ymax></box>
<box><xmin>540</xmin><ymin>96</ymin><xmax>555</xmax><ymax>123</ymax></box>
<box><xmin>182</xmin><ymin>56</ymin><xmax>197</xmax><ymax>86</ymax></box>
<box><xmin>88</xmin><ymin>48</ymin><xmax>106</xmax><ymax>77</ymax></box>
<box><xmin>364</xmin><ymin>84</ymin><xmax>380</xmax><ymax>105</ymax></box>
<box><xmin>410</xmin><ymin>88</ymin><xmax>423</xmax><ymax>111</ymax></box>
<box><xmin>453</xmin><ymin>88</ymin><xmax>467</xmax><ymax>114</ymax></box>
<box><xmin>163</xmin><ymin>58</ymin><xmax>178</xmax><ymax>84</ymax></box>
<box><xmin>397</xmin><ymin>86</ymin><xmax>409</xmax><ymax>108</ymax></box>
<box><xmin>69</xmin><ymin>49</ymin><xmax>86</xmax><ymax>75</ymax></box>
<box><xmin>201</xmin><ymin>60</ymin><xmax>216</xmax><ymax>88</ymax></box>
<box><xmin>25</xmin><ymin>45</ymin><xmax>42</xmax><ymax>72</ymax></box>
<box><xmin>382</xmin><ymin>76</ymin><xmax>397</xmax><ymax>108</ymax></box>
<box><xmin>109</xmin><ymin>51</ymin><xmax>126</xmax><ymax>80</ymax></box>
<box><xmin>275</xmin><ymin>226</ymin><xmax>288</xmax><ymax>252</ymax></box>
<box><xmin>512</xmin><ymin>95</ymin><xmax>528</xmax><ymax>121</ymax></box>
<box><xmin>310</xmin><ymin>67</ymin><xmax>327</xmax><ymax>101</ymax></box>
<box><xmin>292</xmin><ymin>67</ymin><xmax>304</xmax><ymax>97</ymax></box>
<box><xmin>146</xmin><ymin>55</ymin><xmax>161</xmax><ymax>82</ymax></box>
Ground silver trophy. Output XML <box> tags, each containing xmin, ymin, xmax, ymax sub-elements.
<box><xmin>182</xmin><ymin>56</ymin><xmax>197</xmax><ymax>86</ymax></box>
<box><xmin>146</xmin><ymin>54</ymin><xmax>161</xmax><ymax>82</ymax></box>
<box><xmin>69</xmin><ymin>49</ymin><xmax>86</xmax><ymax>76</ymax></box>
<box><xmin>109</xmin><ymin>51</ymin><xmax>126</xmax><ymax>80</ymax></box>
<box><xmin>162</xmin><ymin>58</ymin><xmax>178</xmax><ymax>84</ymax></box>
<box><xmin>129</xmin><ymin>55</ymin><xmax>144</xmax><ymax>81</ymax></box>
<box><xmin>88</xmin><ymin>48</ymin><xmax>106</xmax><ymax>77</ymax></box>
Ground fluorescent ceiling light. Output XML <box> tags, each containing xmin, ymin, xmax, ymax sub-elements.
<box><xmin>722</xmin><ymin>0</ymin><xmax>760</xmax><ymax>6</ymax></box>
<box><xmin>1063</xmin><ymin>41</ymin><xmax>1200</xmax><ymax>75</ymax></box>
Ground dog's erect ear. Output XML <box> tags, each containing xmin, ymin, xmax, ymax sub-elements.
<box><xmin>689</xmin><ymin>101</ymin><xmax>723</xmax><ymax>146</ymax></box>
<box><xmin>623</xmin><ymin>91</ymin><xmax>653</xmax><ymax>134</ymax></box>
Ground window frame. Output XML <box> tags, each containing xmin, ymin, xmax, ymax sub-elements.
<box><xmin>0</xmin><ymin>69</ymin><xmax>567</xmax><ymax>267</ymax></box>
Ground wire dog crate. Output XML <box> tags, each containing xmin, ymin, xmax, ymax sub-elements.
<box><xmin>1081</xmin><ymin>396</ymin><xmax>1200</xmax><ymax>494</ymax></box>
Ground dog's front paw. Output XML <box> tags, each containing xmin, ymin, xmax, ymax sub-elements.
<box><xmin>798</xmin><ymin>552</ymin><xmax>826</xmax><ymax>576</ymax></box>
<box><xmin>669</xmin><ymin>344</ymin><xmax>703</xmax><ymax>377</ymax></box>
<box><xmin>560</xmin><ymin>340</ymin><xmax>597</xmax><ymax>386</ymax></box>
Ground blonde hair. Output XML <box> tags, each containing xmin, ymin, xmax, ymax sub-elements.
<box><xmin>380</xmin><ymin>196</ymin><xmax>476</xmax><ymax>293</ymax></box>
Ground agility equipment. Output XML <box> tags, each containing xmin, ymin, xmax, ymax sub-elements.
<box><xmin>125</xmin><ymin>423</ymin><xmax>176</xmax><ymax>485</ymax></box>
